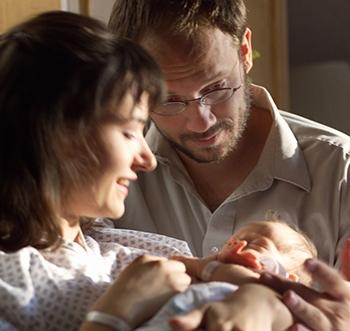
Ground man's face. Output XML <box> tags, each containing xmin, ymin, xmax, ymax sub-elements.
<box><xmin>143</xmin><ymin>28</ymin><xmax>252</xmax><ymax>163</ymax></box>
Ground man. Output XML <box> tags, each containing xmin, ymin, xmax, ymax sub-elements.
<box><xmin>108</xmin><ymin>1</ymin><xmax>350</xmax><ymax>329</ymax></box>
<box><xmin>109</xmin><ymin>0</ymin><xmax>350</xmax><ymax>265</ymax></box>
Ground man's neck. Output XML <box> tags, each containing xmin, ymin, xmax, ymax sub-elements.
<box><xmin>179</xmin><ymin>106</ymin><xmax>272</xmax><ymax>211</ymax></box>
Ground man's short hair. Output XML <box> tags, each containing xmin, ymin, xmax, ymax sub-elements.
<box><xmin>108</xmin><ymin>0</ymin><xmax>247</xmax><ymax>45</ymax></box>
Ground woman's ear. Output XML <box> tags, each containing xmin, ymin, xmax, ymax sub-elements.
<box><xmin>240</xmin><ymin>28</ymin><xmax>253</xmax><ymax>73</ymax></box>
<box><xmin>286</xmin><ymin>272</ymin><xmax>299</xmax><ymax>282</ymax></box>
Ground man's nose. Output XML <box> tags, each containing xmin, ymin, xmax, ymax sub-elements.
<box><xmin>185</xmin><ymin>103</ymin><xmax>217</xmax><ymax>133</ymax></box>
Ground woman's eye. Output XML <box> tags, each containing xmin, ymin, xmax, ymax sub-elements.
<box><xmin>123</xmin><ymin>131</ymin><xmax>137</xmax><ymax>140</ymax></box>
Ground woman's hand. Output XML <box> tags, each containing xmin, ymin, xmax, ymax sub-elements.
<box><xmin>259</xmin><ymin>258</ymin><xmax>350</xmax><ymax>331</ymax></box>
<box><xmin>90</xmin><ymin>255</ymin><xmax>191</xmax><ymax>329</ymax></box>
<box><xmin>169</xmin><ymin>283</ymin><xmax>293</xmax><ymax>331</ymax></box>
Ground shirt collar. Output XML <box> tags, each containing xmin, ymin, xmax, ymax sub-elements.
<box><xmin>250</xmin><ymin>84</ymin><xmax>311</xmax><ymax>192</ymax></box>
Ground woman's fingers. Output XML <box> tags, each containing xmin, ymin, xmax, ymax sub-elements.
<box><xmin>169</xmin><ymin>308</ymin><xmax>205</xmax><ymax>330</ymax></box>
<box><xmin>149</xmin><ymin>258</ymin><xmax>191</xmax><ymax>292</ymax></box>
<box><xmin>288</xmin><ymin>323</ymin><xmax>312</xmax><ymax>331</ymax></box>
<box><xmin>170</xmin><ymin>255</ymin><xmax>217</xmax><ymax>279</ymax></box>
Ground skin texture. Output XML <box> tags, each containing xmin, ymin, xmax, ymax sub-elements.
<box><xmin>144</xmin><ymin>28</ymin><xmax>251</xmax><ymax>164</ymax></box>
<box><xmin>63</xmin><ymin>93</ymin><xmax>156</xmax><ymax>221</ymax></box>
<box><xmin>169</xmin><ymin>283</ymin><xmax>293</xmax><ymax>331</ymax></box>
<box><xmin>219</xmin><ymin>222</ymin><xmax>290</xmax><ymax>267</ymax></box>
<box><xmin>259</xmin><ymin>258</ymin><xmax>350</xmax><ymax>331</ymax></box>
<box><xmin>59</xmin><ymin>93</ymin><xmax>157</xmax><ymax>242</ymax></box>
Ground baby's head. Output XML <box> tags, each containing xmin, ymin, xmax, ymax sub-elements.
<box><xmin>220</xmin><ymin>220</ymin><xmax>317</xmax><ymax>285</ymax></box>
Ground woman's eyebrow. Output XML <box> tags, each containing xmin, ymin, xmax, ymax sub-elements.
<box><xmin>131</xmin><ymin>116</ymin><xmax>148</xmax><ymax>125</ymax></box>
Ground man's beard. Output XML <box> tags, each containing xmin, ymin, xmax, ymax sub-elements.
<box><xmin>154</xmin><ymin>77</ymin><xmax>252</xmax><ymax>164</ymax></box>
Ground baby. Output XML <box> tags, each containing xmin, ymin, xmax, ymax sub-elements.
<box><xmin>216</xmin><ymin>219</ymin><xmax>317</xmax><ymax>285</ymax></box>
<box><xmin>138</xmin><ymin>219</ymin><xmax>317</xmax><ymax>330</ymax></box>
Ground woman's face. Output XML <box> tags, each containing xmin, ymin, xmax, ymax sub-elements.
<box><xmin>64</xmin><ymin>92</ymin><xmax>156</xmax><ymax>220</ymax></box>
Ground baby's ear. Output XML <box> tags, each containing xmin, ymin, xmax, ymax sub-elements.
<box><xmin>286</xmin><ymin>272</ymin><xmax>299</xmax><ymax>282</ymax></box>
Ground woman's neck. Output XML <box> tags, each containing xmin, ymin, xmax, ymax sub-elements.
<box><xmin>59</xmin><ymin>215</ymin><xmax>82</xmax><ymax>243</ymax></box>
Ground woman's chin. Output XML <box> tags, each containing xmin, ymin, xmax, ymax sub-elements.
<box><xmin>76</xmin><ymin>203</ymin><xmax>125</xmax><ymax>220</ymax></box>
<box><xmin>103</xmin><ymin>204</ymin><xmax>125</xmax><ymax>220</ymax></box>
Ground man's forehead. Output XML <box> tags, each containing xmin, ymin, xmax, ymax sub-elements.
<box><xmin>141</xmin><ymin>27</ymin><xmax>239</xmax><ymax>64</ymax></box>
<box><xmin>141</xmin><ymin>28</ymin><xmax>240</xmax><ymax>94</ymax></box>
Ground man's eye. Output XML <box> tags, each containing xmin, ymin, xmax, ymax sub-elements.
<box><xmin>166</xmin><ymin>96</ymin><xmax>182</xmax><ymax>102</ymax></box>
<box><xmin>203</xmin><ymin>81</ymin><xmax>226</xmax><ymax>93</ymax></box>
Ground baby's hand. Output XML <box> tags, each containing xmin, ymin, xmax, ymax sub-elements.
<box><xmin>217</xmin><ymin>239</ymin><xmax>262</xmax><ymax>270</ymax></box>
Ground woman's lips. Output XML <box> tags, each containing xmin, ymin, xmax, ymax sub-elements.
<box><xmin>116</xmin><ymin>179</ymin><xmax>130</xmax><ymax>197</ymax></box>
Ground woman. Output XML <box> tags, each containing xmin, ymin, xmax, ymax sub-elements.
<box><xmin>0</xmin><ymin>11</ymin><xmax>191</xmax><ymax>331</ymax></box>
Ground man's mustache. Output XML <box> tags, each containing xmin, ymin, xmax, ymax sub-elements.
<box><xmin>181</xmin><ymin>120</ymin><xmax>233</xmax><ymax>141</ymax></box>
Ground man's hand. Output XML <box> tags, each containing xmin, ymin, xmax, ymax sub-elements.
<box><xmin>259</xmin><ymin>258</ymin><xmax>350</xmax><ymax>331</ymax></box>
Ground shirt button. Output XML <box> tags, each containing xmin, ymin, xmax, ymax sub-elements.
<box><xmin>210</xmin><ymin>246</ymin><xmax>219</xmax><ymax>253</ymax></box>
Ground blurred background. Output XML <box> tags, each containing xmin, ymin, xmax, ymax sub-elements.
<box><xmin>1</xmin><ymin>0</ymin><xmax>349</xmax><ymax>133</ymax></box>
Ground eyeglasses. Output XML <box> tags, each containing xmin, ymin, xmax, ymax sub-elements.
<box><xmin>153</xmin><ymin>83</ymin><xmax>242</xmax><ymax>116</ymax></box>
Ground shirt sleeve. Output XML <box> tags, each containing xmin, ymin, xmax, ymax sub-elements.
<box><xmin>0</xmin><ymin>319</ymin><xmax>19</xmax><ymax>331</ymax></box>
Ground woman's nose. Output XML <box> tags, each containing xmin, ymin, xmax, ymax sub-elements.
<box><xmin>132</xmin><ymin>137</ymin><xmax>157</xmax><ymax>172</ymax></box>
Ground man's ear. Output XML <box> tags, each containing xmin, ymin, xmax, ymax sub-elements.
<box><xmin>240</xmin><ymin>27</ymin><xmax>253</xmax><ymax>74</ymax></box>
<box><xmin>286</xmin><ymin>272</ymin><xmax>299</xmax><ymax>282</ymax></box>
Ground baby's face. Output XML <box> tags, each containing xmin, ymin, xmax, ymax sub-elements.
<box><xmin>219</xmin><ymin>221</ymin><xmax>306</xmax><ymax>281</ymax></box>
<box><xmin>231</xmin><ymin>222</ymin><xmax>284</xmax><ymax>259</ymax></box>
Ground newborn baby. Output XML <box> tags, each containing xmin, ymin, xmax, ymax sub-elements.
<box><xmin>138</xmin><ymin>220</ymin><xmax>317</xmax><ymax>330</ymax></box>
